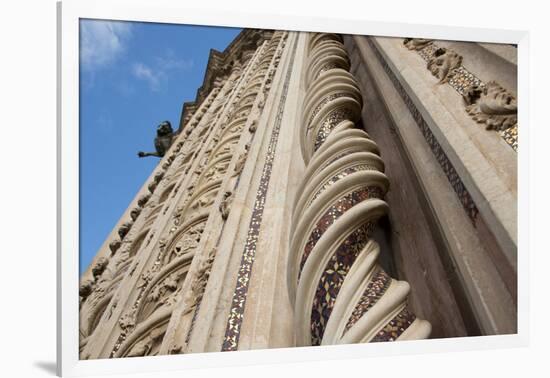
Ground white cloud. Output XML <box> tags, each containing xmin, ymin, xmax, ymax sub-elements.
<box><xmin>155</xmin><ymin>49</ymin><xmax>194</xmax><ymax>71</ymax></box>
<box><xmin>132</xmin><ymin>50</ymin><xmax>194</xmax><ymax>91</ymax></box>
<box><xmin>132</xmin><ymin>63</ymin><xmax>163</xmax><ymax>91</ymax></box>
<box><xmin>80</xmin><ymin>20</ymin><xmax>132</xmax><ymax>71</ymax></box>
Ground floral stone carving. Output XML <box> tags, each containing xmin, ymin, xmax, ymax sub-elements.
<box><xmin>427</xmin><ymin>47</ymin><xmax>462</xmax><ymax>84</ymax></box>
<box><xmin>403</xmin><ymin>38</ymin><xmax>432</xmax><ymax>51</ymax></box>
<box><xmin>126</xmin><ymin>328</ymin><xmax>165</xmax><ymax>357</ymax></box>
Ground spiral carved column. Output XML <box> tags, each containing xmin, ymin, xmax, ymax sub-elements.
<box><xmin>288</xmin><ymin>33</ymin><xmax>431</xmax><ymax>346</ymax></box>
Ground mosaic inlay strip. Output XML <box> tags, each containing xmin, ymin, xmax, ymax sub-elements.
<box><xmin>447</xmin><ymin>66</ymin><xmax>485</xmax><ymax>96</ymax></box>
<box><xmin>408</xmin><ymin>40</ymin><xmax>517</xmax><ymax>151</ymax></box>
<box><xmin>307</xmin><ymin>93</ymin><xmax>349</xmax><ymax>130</ymax></box>
<box><xmin>314</xmin><ymin>108</ymin><xmax>354</xmax><ymax>151</ymax></box>
<box><xmin>299</xmin><ymin>187</ymin><xmax>384</xmax><ymax>280</ymax></box>
<box><xmin>343</xmin><ymin>268</ymin><xmax>391</xmax><ymax>334</ymax></box>
<box><xmin>368</xmin><ymin>38</ymin><xmax>480</xmax><ymax>223</ymax></box>
<box><xmin>500</xmin><ymin>124</ymin><xmax>518</xmax><ymax>151</ymax></box>
<box><xmin>310</xmin><ymin>221</ymin><xmax>375</xmax><ymax>345</ymax></box>
<box><xmin>317</xmin><ymin>62</ymin><xmax>342</xmax><ymax>78</ymax></box>
<box><xmin>221</xmin><ymin>35</ymin><xmax>298</xmax><ymax>352</ymax></box>
<box><xmin>370</xmin><ymin>306</ymin><xmax>416</xmax><ymax>342</ymax></box>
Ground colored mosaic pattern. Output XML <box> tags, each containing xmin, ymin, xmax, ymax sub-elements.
<box><xmin>299</xmin><ymin>187</ymin><xmax>384</xmax><ymax>280</ymax></box>
<box><xmin>342</xmin><ymin>268</ymin><xmax>392</xmax><ymax>334</ymax></box>
<box><xmin>221</xmin><ymin>35</ymin><xmax>298</xmax><ymax>352</ymax></box>
<box><xmin>368</xmin><ymin>38</ymin><xmax>480</xmax><ymax>224</ymax></box>
<box><xmin>417</xmin><ymin>43</ymin><xmax>437</xmax><ymax>61</ymax></box>
<box><xmin>317</xmin><ymin>62</ymin><xmax>341</xmax><ymax>78</ymax></box>
<box><xmin>307</xmin><ymin>93</ymin><xmax>349</xmax><ymax>130</ymax></box>
<box><xmin>310</xmin><ymin>221</ymin><xmax>375</xmax><ymax>345</ymax></box>
<box><xmin>447</xmin><ymin>66</ymin><xmax>485</xmax><ymax>96</ymax></box>
<box><xmin>500</xmin><ymin>125</ymin><xmax>518</xmax><ymax>151</ymax></box>
<box><xmin>370</xmin><ymin>307</ymin><xmax>416</xmax><ymax>342</ymax></box>
<box><xmin>314</xmin><ymin>108</ymin><xmax>354</xmax><ymax>152</ymax></box>
<box><xmin>306</xmin><ymin>164</ymin><xmax>379</xmax><ymax>208</ymax></box>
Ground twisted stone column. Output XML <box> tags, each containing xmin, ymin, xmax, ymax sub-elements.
<box><xmin>288</xmin><ymin>33</ymin><xmax>431</xmax><ymax>346</ymax></box>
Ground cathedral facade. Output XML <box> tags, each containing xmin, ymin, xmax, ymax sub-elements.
<box><xmin>79</xmin><ymin>29</ymin><xmax>517</xmax><ymax>358</ymax></box>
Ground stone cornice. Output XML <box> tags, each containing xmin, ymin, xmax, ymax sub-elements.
<box><xmin>179</xmin><ymin>29</ymin><xmax>274</xmax><ymax>129</ymax></box>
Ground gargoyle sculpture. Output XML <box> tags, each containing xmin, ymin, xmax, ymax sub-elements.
<box><xmin>464</xmin><ymin>81</ymin><xmax>517</xmax><ymax>131</ymax></box>
<box><xmin>138</xmin><ymin>121</ymin><xmax>179</xmax><ymax>158</ymax></box>
<box><xmin>427</xmin><ymin>47</ymin><xmax>462</xmax><ymax>84</ymax></box>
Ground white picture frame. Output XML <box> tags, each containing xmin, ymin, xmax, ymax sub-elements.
<box><xmin>57</xmin><ymin>0</ymin><xmax>529</xmax><ymax>376</ymax></box>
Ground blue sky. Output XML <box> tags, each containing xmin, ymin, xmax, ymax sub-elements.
<box><xmin>79</xmin><ymin>19</ymin><xmax>241</xmax><ymax>275</ymax></box>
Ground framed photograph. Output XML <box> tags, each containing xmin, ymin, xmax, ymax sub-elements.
<box><xmin>58</xmin><ymin>0</ymin><xmax>528</xmax><ymax>376</ymax></box>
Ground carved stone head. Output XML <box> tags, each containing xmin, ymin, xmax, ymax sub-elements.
<box><xmin>109</xmin><ymin>239</ymin><xmax>122</xmax><ymax>254</ymax></box>
<box><xmin>479</xmin><ymin>81</ymin><xmax>517</xmax><ymax>115</ymax></box>
<box><xmin>465</xmin><ymin>81</ymin><xmax>517</xmax><ymax>131</ymax></box>
<box><xmin>92</xmin><ymin>257</ymin><xmax>109</xmax><ymax>279</ymax></box>
<box><xmin>157</xmin><ymin>121</ymin><xmax>173</xmax><ymax>137</ymax></box>
<box><xmin>137</xmin><ymin>194</ymin><xmax>151</xmax><ymax>208</ymax></box>
<box><xmin>130</xmin><ymin>208</ymin><xmax>141</xmax><ymax>221</ymax></box>
<box><xmin>118</xmin><ymin>222</ymin><xmax>133</xmax><ymax>240</ymax></box>
<box><xmin>462</xmin><ymin>84</ymin><xmax>484</xmax><ymax>105</ymax></box>
<box><xmin>79</xmin><ymin>279</ymin><xmax>94</xmax><ymax>298</ymax></box>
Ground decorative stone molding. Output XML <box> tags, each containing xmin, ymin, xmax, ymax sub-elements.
<box><xmin>369</xmin><ymin>37</ymin><xmax>481</xmax><ymax>223</ymax></box>
<box><xmin>401</xmin><ymin>38</ymin><xmax>518</xmax><ymax>151</ymax></box>
<box><xmin>221</xmin><ymin>31</ymin><xmax>295</xmax><ymax>352</ymax></box>
<box><xmin>180</xmin><ymin>30</ymin><xmax>274</xmax><ymax>129</ymax></box>
<box><xmin>288</xmin><ymin>33</ymin><xmax>431</xmax><ymax>347</ymax></box>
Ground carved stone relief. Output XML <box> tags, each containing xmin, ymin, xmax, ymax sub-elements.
<box><xmin>232</xmin><ymin>143</ymin><xmax>250</xmax><ymax>177</ymax></box>
<box><xmin>464</xmin><ymin>81</ymin><xmax>517</xmax><ymax>131</ymax></box>
<box><xmin>163</xmin><ymin>224</ymin><xmax>204</xmax><ymax>266</ymax></box>
<box><xmin>219</xmin><ymin>191</ymin><xmax>233</xmax><ymax>220</ymax></box>
<box><xmin>427</xmin><ymin>47</ymin><xmax>463</xmax><ymax>84</ymax></box>
<box><xmin>403</xmin><ymin>38</ymin><xmax>432</xmax><ymax>51</ymax></box>
<box><xmin>125</xmin><ymin>327</ymin><xmax>166</xmax><ymax>358</ymax></box>
<box><xmin>182</xmin><ymin>247</ymin><xmax>217</xmax><ymax>317</ymax></box>
<box><xmin>137</xmin><ymin>269</ymin><xmax>187</xmax><ymax>322</ymax></box>
<box><xmin>401</xmin><ymin>38</ymin><xmax>518</xmax><ymax>149</ymax></box>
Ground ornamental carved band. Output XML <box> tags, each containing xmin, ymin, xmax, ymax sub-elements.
<box><xmin>287</xmin><ymin>33</ymin><xmax>431</xmax><ymax>346</ymax></box>
<box><xmin>403</xmin><ymin>38</ymin><xmax>518</xmax><ymax>151</ymax></box>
